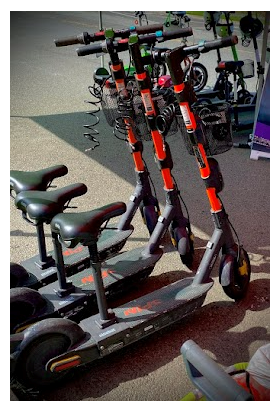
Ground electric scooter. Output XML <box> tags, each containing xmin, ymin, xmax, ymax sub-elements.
<box><xmin>10</xmin><ymin>34</ymin><xmax>251</xmax><ymax>391</ymax></box>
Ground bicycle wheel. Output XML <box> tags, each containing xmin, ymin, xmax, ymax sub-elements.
<box><xmin>184</xmin><ymin>62</ymin><xmax>208</xmax><ymax>93</ymax></box>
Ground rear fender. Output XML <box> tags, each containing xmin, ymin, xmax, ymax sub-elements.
<box><xmin>18</xmin><ymin>318</ymin><xmax>86</xmax><ymax>354</ymax></box>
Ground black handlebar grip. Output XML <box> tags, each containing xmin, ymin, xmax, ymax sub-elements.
<box><xmin>54</xmin><ymin>32</ymin><xmax>89</xmax><ymax>47</ymax></box>
<box><xmin>201</xmin><ymin>35</ymin><xmax>238</xmax><ymax>53</ymax></box>
<box><xmin>135</xmin><ymin>23</ymin><xmax>163</xmax><ymax>34</ymax></box>
<box><xmin>76</xmin><ymin>43</ymin><xmax>103</xmax><ymax>56</ymax></box>
<box><xmin>162</xmin><ymin>27</ymin><xmax>193</xmax><ymax>40</ymax></box>
<box><xmin>77</xmin><ymin>39</ymin><xmax>130</xmax><ymax>56</ymax></box>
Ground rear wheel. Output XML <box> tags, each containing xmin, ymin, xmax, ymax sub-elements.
<box><xmin>15</xmin><ymin>334</ymin><xmax>71</xmax><ymax>388</ymax></box>
<box><xmin>10</xmin><ymin>263</ymin><xmax>30</xmax><ymax>288</ymax></box>
<box><xmin>10</xmin><ymin>287</ymin><xmax>48</xmax><ymax>333</ymax></box>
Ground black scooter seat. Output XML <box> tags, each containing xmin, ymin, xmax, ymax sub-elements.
<box><xmin>10</xmin><ymin>165</ymin><xmax>68</xmax><ymax>196</ymax></box>
<box><xmin>51</xmin><ymin>202</ymin><xmax>126</xmax><ymax>246</ymax></box>
<box><xmin>216</xmin><ymin>60</ymin><xmax>244</xmax><ymax>73</ymax></box>
<box><xmin>14</xmin><ymin>183</ymin><xmax>87</xmax><ymax>223</ymax></box>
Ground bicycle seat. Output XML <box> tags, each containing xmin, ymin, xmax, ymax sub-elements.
<box><xmin>51</xmin><ymin>202</ymin><xmax>126</xmax><ymax>247</ymax></box>
<box><xmin>215</xmin><ymin>60</ymin><xmax>244</xmax><ymax>74</ymax></box>
<box><xmin>10</xmin><ymin>165</ymin><xmax>68</xmax><ymax>197</ymax></box>
<box><xmin>14</xmin><ymin>183</ymin><xmax>87</xmax><ymax>224</ymax></box>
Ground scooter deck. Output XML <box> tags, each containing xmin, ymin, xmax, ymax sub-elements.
<box><xmin>48</xmin><ymin>278</ymin><xmax>214</xmax><ymax>371</ymax></box>
<box><xmin>13</xmin><ymin>246</ymin><xmax>163</xmax><ymax>331</ymax></box>
<box><xmin>17</xmin><ymin>225</ymin><xmax>133</xmax><ymax>288</ymax></box>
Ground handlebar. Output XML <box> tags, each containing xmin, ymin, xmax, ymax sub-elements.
<box><xmin>77</xmin><ymin>39</ymin><xmax>129</xmax><ymax>56</ymax></box>
<box><xmin>198</xmin><ymin>35</ymin><xmax>238</xmax><ymax>53</ymax></box>
<box><xmin>76</xmin><ymin>27</ymin><xmax>193</xmax><ymax>57</ymax></box>
<box><xmin>153</xmin><ymin>35</ymin><xmax>238</xmax><ymax>64</ymax></box>
<box><xmin>54</xmin><ymin>24</ymin><xmax>164</xmax><ymax>47</ymax></box>
<box><xmin>55</xmin><ymin>31</ymin><xmax>103</xmax><ymax>47</ymax></box>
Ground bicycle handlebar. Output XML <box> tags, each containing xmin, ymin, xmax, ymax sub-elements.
<box><xmin>76</xmin><ymin>27</ymin><xmax>193</xmax><ymax>57</ymax></box>
<box><xmin>54</xmin><ymin>24</ymin><xmax>164</xmax><ymax>47</ymax></box>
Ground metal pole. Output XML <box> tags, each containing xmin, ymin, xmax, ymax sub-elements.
<box><xmin>99</xmin><ymin>11</ymin><xmax>104</xmax><ymax>67</ymax></box>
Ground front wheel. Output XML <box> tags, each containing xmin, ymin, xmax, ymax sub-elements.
<box><xmin>184</xmin><ymin>62</ymin><xmax>208</xmax><ymax>93</ymax></box>
<box><xmin>220</xmin><ymin>247</ymin><xmax>251</xmax><ymax>300</ymax></box>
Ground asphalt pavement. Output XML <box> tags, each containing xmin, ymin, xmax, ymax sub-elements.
<box><xmin>10</xmin><ymin>11</ymin><xmax>270</xmax><ymax>401</ymax></box>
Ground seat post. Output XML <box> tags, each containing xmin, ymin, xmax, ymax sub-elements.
<box><xmin>87</xmin><ymin>241</ymin><xmax>117</xmax><ymax>328</ymax></box>
<box><xmin>51</xmin><ymin>231</ymin><xmax>75</xmax><ymax>297</ymax></box>
<box><xmin>35</xmin><ymin>223</ymin><xmax>55</xmax><ymax>269</ymax></box>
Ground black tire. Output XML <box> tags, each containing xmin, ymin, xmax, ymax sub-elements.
<box><xmin>10</xmin><ymin>287</ymin><xmax>49</xmax><ymax>333</ymax></box>
<box><xmin>221</xmin><ymin>247</ymin><xmax>251</xmax><ymax>301</ymax></box>
<box><xmin>10</xmin><ymin>299</ymin><xmax>34</xmax><ymax>334</ymax></box>
<box><xmin>15</xmin><ymin>333</ymin><xmax>71</xmax><ymax>388</ymax></box>
<box><xmin>170</xmin><ymin>226</ymin><xmax>194</xmax><ymax>268</ymax></box>
<box><xmin>184</xmin><ymin>62</ymin><xmax>208</xmax><ymax>93</ymax></box>
<box><xmin>139</xmin><ymin>203</ymin><xmax>159</xmax><ymax>235</ymax></box>
<box><xmin>10</xmin><ymin>263</ymin><xmax>30</xmax><ymax>288</ymax></box>
<box><xmin>237</xmin><ymin>89</ymin><xmax>253</xmax><ymax>105</ymax></box>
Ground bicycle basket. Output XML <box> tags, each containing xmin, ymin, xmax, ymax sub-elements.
<box><xmin>100</xmin><ymin>77</ymin><xmax>177</xmax><ymax>141</ymax></box>
<box><xmin>101</xmin><ymin>78</ymin><xmax>119</xmax><ymax>127</ymax></box>
<box><xmin>176</xmin><ymin>103</ymin><xmax>233</xmax><ymax>156</ymax></box>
